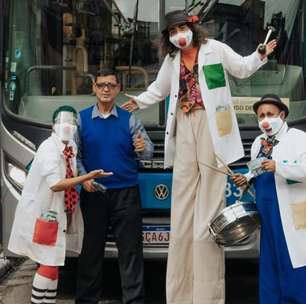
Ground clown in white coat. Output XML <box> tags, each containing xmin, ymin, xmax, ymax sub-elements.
<box><xmin>8</xmin><ymin>106</ymin><xmax>112</xmax><ymax>304</ymax></box>
<box><xmin>233</xmin><ymin>94</ymin><xmax>306</xmax><ymax>304</ymax></box>
<box><xmin>122</xmin><ymin>9</ymin><xmax>277</xmax><ymax>304</ymax></box>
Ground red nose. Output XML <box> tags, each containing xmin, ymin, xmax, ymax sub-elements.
<box><xmin>262</xmin><ymin>121</ymin><xmax>270</xmax><ymax>129</ymax></box>
<box><xmin>178</xmin><ymin>38</ymin><xmax>187</xmax><ymax>47</ymax></box>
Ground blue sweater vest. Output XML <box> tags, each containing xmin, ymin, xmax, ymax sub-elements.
<box><xmin>79</xmin><ymin>106</ymin><xmax>138</xmax><ymax>189</ymax></box>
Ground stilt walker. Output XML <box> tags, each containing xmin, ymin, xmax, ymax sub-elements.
<box><xmin>122</xmin><ymin>10</ymin><xmax>277</xmax><ymax>304</ymax></box>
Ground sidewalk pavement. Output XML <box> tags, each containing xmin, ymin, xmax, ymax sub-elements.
<box><xmin>0</xmin><ymin>253</ymin><xmax>12</xmax><ymax>280</ymax></box>
<box><xmin>0</xmin><ymin>258</ymin><xmax>120</xmax><ymax>304</ymax></box>
<box><xmin>0</xmin><ymin>258</ymin><xmax>75</xmax><ymax>304</ymax></box>
<box><xmin>0</xmin><ymin>258</ymin><xmax>35</xmax><ymax>304</ymax></box>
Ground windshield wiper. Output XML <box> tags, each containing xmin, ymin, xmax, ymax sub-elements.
<box><xmin>187</xmin><ymin>1</ymin><xmax>205</xmax><ymax>13</ymax></box>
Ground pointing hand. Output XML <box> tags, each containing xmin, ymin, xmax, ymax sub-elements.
<box><xmin>121</xmin><ymin>96</ymin><xmax>139</xmax><ymax>112</ymax></box>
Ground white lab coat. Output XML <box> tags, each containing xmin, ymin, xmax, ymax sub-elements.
<box><xmin>134</xmin><ymin>39</ymin><xmax>267</xmax><ymax>168</ymax></box>
<box><xmin>8</xmin><ymin>133</ymin><xmax>84</xmax><ymax>266</ymax></box>
<box><xmin>250</xmin><ymin>123</ymin><xmax>306</xmax><ymax>268</ymax></box>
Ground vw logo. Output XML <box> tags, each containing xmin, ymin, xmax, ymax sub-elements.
<box><xmin>154</xmin><ymin>184</ymin><xmax>169</xmax><ymax>200</ymax></box>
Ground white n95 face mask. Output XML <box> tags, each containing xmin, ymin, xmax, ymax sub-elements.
<box><xmin>54</xmin><ymin>123</ymin><xmax>76</xmax><ymax>141</ymax></box>
<box><xmin>169</xmin><ymin>29</ymin><xmax>193</xmax><ymax>49</ymax></box>
<box><xmin>259</xmin><ymin>116</ymin><xmax>284</xmax><ymax>136</ymax></box>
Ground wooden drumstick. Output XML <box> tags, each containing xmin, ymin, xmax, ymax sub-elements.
<box><xmin>214</xmin><ymin>154</ymin><xmax>253</xmax><ymax>198</ymax></box>
<box><xmin>215</xmin><ymin>154</ymin><xmax>234</xmax><ymax>175</ymax></box>
<box><xmin>198</xmin><ymin>161</ymin><xmax>233</xmax><ymax>177</ymax></box>
<box><xmin>199</xmin><ymin>160</ymin><xmax>255</xmax><ymax>199</ymax></box>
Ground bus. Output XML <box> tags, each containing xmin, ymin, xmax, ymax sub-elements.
<box><xmin>0</xmin><ymin>0</ymin><xmax>306</xmax><ymax>260</ymax></box>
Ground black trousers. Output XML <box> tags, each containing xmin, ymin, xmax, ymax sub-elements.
<box><xmin>75</xmin><ymin>186</ymin><xmax>144</xmax><ymax>304</ymax></box>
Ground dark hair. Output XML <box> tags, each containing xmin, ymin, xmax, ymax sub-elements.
<box><xmin>52</xmin><ymin>105</ymin><xmax>77</xmax><ymax>123</ymax></box>
<box><xmin>159</xmin><ymin>23</ymin><xmax>208</xmax><ymax>58</ymax></box>
<box><xmin>95</xmin><ymin>67</ymin><xmax>120</xmax><ymax>83</ymax></box>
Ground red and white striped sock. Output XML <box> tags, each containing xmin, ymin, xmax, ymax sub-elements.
<box><xmin>30</xmin><ymin>272</ymin><xmax>51</xmax><ymax>304</ymax></box>
<box><xmin>44</xmin><ymin>278</ymin><xmax>58</xmax><ymax>304</ymax></box>
<box><xmin>31</xmin><ymin>265</ymin><xmax>59</xmax><ymax>304</ymax></box>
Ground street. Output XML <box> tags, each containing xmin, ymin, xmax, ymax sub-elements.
<box><xmin>0</xmin><ymin>258</ymin><xmax>258</xmax><ymax>303</ymax></box>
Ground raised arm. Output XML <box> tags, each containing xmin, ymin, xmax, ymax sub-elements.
<box><xmin>220</xmin><ymin>39</ymin><xmax>276</xmax><ymax>79</ymax></box>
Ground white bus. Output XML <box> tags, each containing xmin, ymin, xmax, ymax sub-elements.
<box><xmin>1</xmin><ymin>0</ymin><xmax>306</xmax><ymax>259</ymax></box>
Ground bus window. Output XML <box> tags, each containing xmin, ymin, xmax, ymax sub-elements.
<box><xmin>4</xmin><ymin>0</ymin><xmax>161</xmax><ymax>126</ymax></box>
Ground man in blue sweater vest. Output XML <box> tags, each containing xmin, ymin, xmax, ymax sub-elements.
<box><xmin>75</xmin><ymin>67</ymin><xmax>153</xmax><ymax>304</ymax></box>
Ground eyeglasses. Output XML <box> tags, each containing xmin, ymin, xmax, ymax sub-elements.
<box><xmin>95</xmin><ymin>82</ymin><xmax>118</xmax><ymax>90</ymax></box>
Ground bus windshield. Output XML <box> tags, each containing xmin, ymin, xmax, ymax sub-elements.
<box><xmin>3</xmin><ymin>0</ymin><xmax>306</xmax><ymax>127</ymax></box>
<box><xmin>3</xmin><ymin>0</ymin><xmax>161</xmax><ymax>126</ymax></box>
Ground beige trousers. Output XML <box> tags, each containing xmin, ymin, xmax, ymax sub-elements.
<box><xmin>166</xmin><ymin>108</ymin><xmax>226</xmax><ymax>304</ymax></box>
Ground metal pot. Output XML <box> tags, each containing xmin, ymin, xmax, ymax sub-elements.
<box><xmin>208</xmin><ymin>201</ymin><xmax>259</xmax><ymax>246</ymax></box>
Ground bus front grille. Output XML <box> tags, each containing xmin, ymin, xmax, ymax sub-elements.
<box><xmin>141</xmin><ymin>137</ymin><xmax>254</xmax><ymax>168</ymax></box>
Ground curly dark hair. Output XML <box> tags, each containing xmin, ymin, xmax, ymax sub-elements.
<box><xmin>159</xmin><ymin>23</ymin><xmax>208</xmax><ymax>58</ymax></box>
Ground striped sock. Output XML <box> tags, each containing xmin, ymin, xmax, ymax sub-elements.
<box><xmin>31</xmin><ymin>272</ymin><xmax>51</xmax><ymax>304</ymax></box>
<box><xmin>44</xmin><ymin>278</ymin><xmax>58</xmax><ymax>304</ymax></box>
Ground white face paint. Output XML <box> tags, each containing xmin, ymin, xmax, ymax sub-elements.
<box><xmin>169</xmin><ymin>29</ymin><xmax>193</xmax><ymax>49</ymax></box>
<box><xmin>258</xmin><ymin>116</ymin><xmax>284</xmax><ymax>136</ymax></box>
<box><xmin>54</xmin><ymin>123</ymin><xmax>76</xmax><ymax>141</ymax></box>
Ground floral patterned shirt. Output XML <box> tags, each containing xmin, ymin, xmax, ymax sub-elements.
<box><xmin>257</xmin><ymin>136</ymin><xmax>279</xmax><ymax>159</ymax></box>
<box><xmin>178</xmin><ymin>57</ymin><xmax>204</xmax><ymax>113</ymax></box>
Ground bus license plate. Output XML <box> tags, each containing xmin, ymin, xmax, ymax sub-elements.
<box><xmin>142</xmin><ymin>226</ymin><xmax>170</xmax><ymax>245</ymax></box>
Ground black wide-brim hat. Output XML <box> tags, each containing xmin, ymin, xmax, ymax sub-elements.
<box><xmin>253</xmin><ymin>94</ymin><xmax>289</xmax><ymax>117</ymax></box>
<box><xmin>162</xmin><ymin>10</ymin><xmax>190</xmax><ymax>33</ymax></box>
